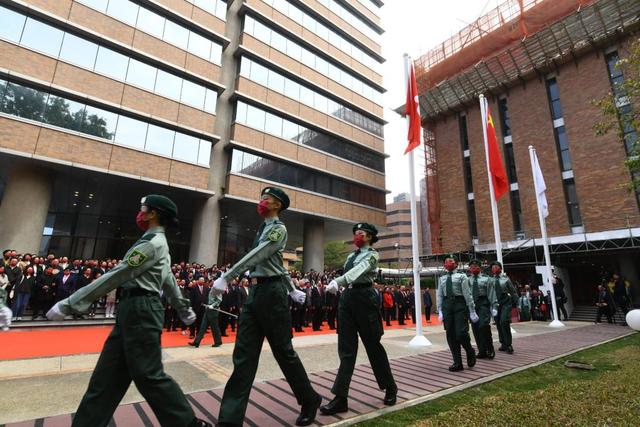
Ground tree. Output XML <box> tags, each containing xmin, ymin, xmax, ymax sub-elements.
<box><xmin>594</xmin><ymin>38</ymin><xmax>640</xmax><ymax>190</ymax></box>
<box><xmin>324</xmin><ymin>240</ymin><xmax>349</xmax><ymax>270</ymax></box>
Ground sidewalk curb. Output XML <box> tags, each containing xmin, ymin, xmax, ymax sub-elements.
<box><xmin>326</xmin><ymin>330</ymin><xmax>637</xmax><ymax>426</ymax></box>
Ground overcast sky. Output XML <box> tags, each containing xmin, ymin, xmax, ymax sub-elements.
<box><xmin>381</xmin><ymin>0</ymin><xmax>502</xmax><ymax>202</ymax></box>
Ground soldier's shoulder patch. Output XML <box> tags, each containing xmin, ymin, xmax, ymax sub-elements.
<box><xmin>368</xmin><ymin>255</ymin><xmax>377</xmax><ymax>266</ymax></box>
<box><xmin>267</xmin><ymin>227</ymin><xmax>284</xmax><ymax>242</ymax></box>
<box><xmin>127</xmin><ymin>249</ymin><xmax>148</xmax><ymax>267</ymax></box>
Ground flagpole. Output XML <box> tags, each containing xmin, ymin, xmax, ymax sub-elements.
<box><xmin>528</xmin><ymin>146</ymin><xmax>564</xmax><ymax>328</ymax></box>
<box><xmin>479</xmin><ymin>94</ymin><xmax>503</xmax><ymax>266</ymax></box>
<box><xmin>404</xmin><ymin>53</ymin><xmax>431</xmax><ymax>347</ymax></box>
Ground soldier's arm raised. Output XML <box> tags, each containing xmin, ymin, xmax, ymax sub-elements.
<box><xmin>224</xmin><ymin>225</ymin><xmax>286</xmax><ymax>280</ymax></box>
<box><xmin>335</xmin><ymin>252</ymin><xmax>378</xmax><ymax>287</ymax></box>
<box><xmin>461</xmin><ymin>275</ymin><xmax>476</xmax><ymax>312</ymax></box>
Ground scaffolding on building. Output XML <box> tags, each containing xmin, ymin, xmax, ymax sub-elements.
<box><xmin>414</xmin><ymin>0</ymin><xmax>640</xmax><ymax>120</ymax></box>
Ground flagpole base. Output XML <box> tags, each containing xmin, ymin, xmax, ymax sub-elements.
<box><xmin>510</xmin><ymin>327</ymin><xmax>517</xmax><ymax>334</ymax></box>
<box><xmin>408</xmin><ymin>334</ymin><xmax>432</xmax><ymax>348</ymax></box>
<box><xmin>548</xmin><ymin>320</ymin><xmax>565</xmax><ymax>328</ymax></box>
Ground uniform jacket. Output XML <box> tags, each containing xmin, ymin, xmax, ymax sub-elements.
<box><xmin>335</xmin><ymin>246</ymin><xmax>379</xmax><ymax>287</ymax></box>
<box><xmin>436</xmin><ymin>270</ymin><xmax>475</xmax><ymax>312</ymax></box>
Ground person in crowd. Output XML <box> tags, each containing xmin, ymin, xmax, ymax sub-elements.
<box><xmin>612</xmin><ymin>273</ymin><xmax>630</xmax><ymax>318</ymax></box>
<box><xmin>595</xmin><ymin>284</ymin><xmax>614</xmax><ymax>324</ymax></box>
<box><xmin>394</xmin><ymin>286</ymin><xmax>405</xmax><ymax>325</ymax></box>
<box><xmin>0</xmin><ymin>277</ymin><xmax>12</xmax><ymax>331</ymax></box>
<box><xmin>326</xmin><ymin>282</ymin><xmax>339</xmax><ymax>330</ymax></box>
<box><xmin>188</xmin><ymin>277</ymin><xmax>209</xmax><ymax>339</ymax></box>
<box><xmin>518</xmin><ymin>290</ymin><xmax>532</xmax><ymax>322</ymax></box>
<box><xmin>321</xmin><ymin>223</ymin><xmax>396</xmax><ymax>415</ymax></box>
<box><xmin>6</xmin><ymin>257</ymin><xmax>22</xmax><ymax>306</ymax></box>
<box><xmin>382</xmin><ymin>287</ymin><xmax>394</xmax><ymax>326</ymax></box>
<box><xmin>104</xmin><ymin>279</ymin><xmax>117</xmax><ymax>319</ymax></box>
<box><xmin>12</xmin><ymin>266</ymin><xmax>35</xmax><ymax>320</ymax></box>
<box><xmin>189</xmin><ymin>285</ymin><xmax>223</xmax><ymax>348</ymax></box>
<box><xmin>423</xmin><ymin>286</ymin><xmax>433</xmax><ymax>323</ymax></box>
<box><xmin>552</xmin><ymin>271</ymin><xmax>568</xmax><ymax>321</ymax></box>
<box><xmin>310</xmin><ymin>281</ymin><xmax>324</xmax><ymax>331</ymax></box>
<box><xmin>405</xmin><ymin>285</ymin><xmax>416</xmax><ymax>324</ymax></box>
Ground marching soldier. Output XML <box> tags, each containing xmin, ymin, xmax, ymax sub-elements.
<box><xmin>212</xmin><ymin>187</ymin><xmax>321</xmax><ymax>427</ymax></box>
<box><xmin>47</xmin><ymin>195</ymin><xmax>208</xmax><ymax>427</ymax></box>
<box><xmin>467</xmin><ymin>259</ymin><xmax>497</xmax><ymax>359</ymax></box>
<box><xmin>490</xmin><ymin>261</ymin><xmax>517</xmax><ymax>354</ymax></box>
<box><xmin>320</xmin><ymin>223</ymin><xmax>397</xmax><ymax>415</ymax></box>
<box><xmin>437</xmin><ymin>255</ymin><xmax>479</xmax><ymax>372</ymax></box>
<box><xmin>189</xmin><ymin>287</ymin><xmax>223</xmax><ymax>348</ymax></box>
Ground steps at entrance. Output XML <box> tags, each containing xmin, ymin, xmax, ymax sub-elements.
<box><xmin>9</xmin><ymin>306</ymin><xmax>116</xmax><ymax>329</ymax></box>
<box><xmin>570</xmin><ymin>305</ymin><xmax>627</xmax><ymax>324</ymax></box>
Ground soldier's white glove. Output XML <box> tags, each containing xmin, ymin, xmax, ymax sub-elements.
<box><xmin>212</xmin><ymin>277</ymin><xmax>228</xmax><ymax>294</ymax></box>
<box><xmin>180</xmin><ymin>307</ymin><xmax>197</xmax><ymax>325</ymax></box>
<box><xmin>289</xmin><ymin>289</ymin><xmax>306</xmax><ymax>305</ymax></box>
<box><xmin>46</xmin><ymin>302</ymin><xmax>68</xmax><ymax>321</ymax></box>
<box><xmin>470</xmin><ymin>310</ymin><xmax>480</xmax><ymax>323</ymax></box>
<box><xmin>438</xmin><ymin>311</ymin><xmax>443</xmax><ymax>322</ymax></box>
<box><xmin>326</xmin><ymin>280</ymin><xmax>339</xmax><ymax>294</ymax></box>
<box><xmin>491</xmin><ymin>308</ymin><xmax>498</xmax><ymax>317</ymax></box>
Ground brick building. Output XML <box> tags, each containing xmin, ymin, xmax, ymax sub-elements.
<box><xmin>0</xmin><ymin>0</ymin><xmax>387</xmax><ymax>268</ymax></box>
<box><xmin>416</xmin><ymin>0</ymin><xmax>640</xmax><ymax>309</ymax></box>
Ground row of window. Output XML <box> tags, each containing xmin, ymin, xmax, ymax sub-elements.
<box><xmin>77</xmin><ymin>0</ymin><xmax>223</xmax><ymax>64</ymax></box>
<box><xmin>0</xmin><ymin>79</ymin><xmax>212</xmax><ymax>166</ymax></box>
<box><xmin>0</xmin><ymin>7</ymin><xmax>218</xmax><ymax>114</ymax></box>
<box><xmin>244</xmin><ymin>16</ymin><xmax>383</xmax><ymax>105</ymax></box>
<box><xmin>356</xmin><ymin>0</ymin><xmax>382</xmax><ymax>14</ymax></box>
<box><xmin>458</xmin><ymin>114</ymin><xmax>478</xmax><ymax>238</ymax></box>
<box><xmin>240</xmin><ymin>57</ymin><xmax>382</xmax><ymax>136</ymax></box>
<box><xmin>235</xmin><ymin>101</ymin><xmax>384</xmax><ymax>172</ymax></box>
<box><xmin>230</xmin><ymin>149</ymin><xmax>385</xmax><ymax>209</ymax></box>
<box><xmin>263</xmin><ymin>0</ymin><xmax>380</xmax><ymax>42</ymax></box>
<box><xmin>258</xmin><ymin>0</ymin><xmax>381</xmax><ymax>72</ymax></box>
<box><xmin>185</xmin><ymin>0</ymin><xmax>228</xmax><ymax>20</ymax></box>
<box><xmin>496</xmin><ymin>98</ymin><xmax>523</xmax><ymax>234</ymax></box>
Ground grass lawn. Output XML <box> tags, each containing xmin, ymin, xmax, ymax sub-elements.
<box><xmin>357</xmin><ymin>332</ymin><xmax>640</xmax><ymax>427</ymax></box>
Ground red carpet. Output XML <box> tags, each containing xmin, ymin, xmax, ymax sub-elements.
<box><xmin>0</xmin><ymin>318</ymin><xmax>440</xmax><ymax>361</ymax></box>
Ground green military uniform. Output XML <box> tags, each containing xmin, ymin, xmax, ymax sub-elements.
<box><xmin>468</xmin><ymin>269</ymin><xmax>497</xmax><ymax>358</ymax></box>
<box><xmin>518</xmin><ymin>295</ymin><xmax>531</xmax><ymax>321</ymax></box>
<box><xmin>437</xmin><ymin>266</ymin><xmax>476</xmax><ymax>368</ymax></box>
<box><xmin>0</xmin><ymin>285</ymin><xmax>11</xmax><ymax>330</ymax></box>
<box><xmin>331</xmin><ymin>234</ymin><xmax>396</xmax><ymax>399</ymax></box>
<box><xmin>218</xmin><ymin>188</ymin><xmax>318</xmax><ymax>426</ymax></box>
<box><xmin>192</xmin><ymin>291</ymin><xmax>223</xmax><ymax>347</ymax></box>
<box><xmin>491</xmin><ymin>262</ymin><xmax>517</xmax><ymax>353</ymax></box>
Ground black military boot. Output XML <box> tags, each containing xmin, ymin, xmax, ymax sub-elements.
<box><xmin>296</xmin><ymin>393</ymin><xmax>322</xmax><ymax>426</ymax></box>
<box><xmin>383</xmin><ymin>384</ymin><xmax>397</xmax><ymax>406</ymax></box>
<box><xmin>467</xmin><ymin>348</ymin><xmax>477</xmax><ymax>368</ymax></box>
<box><xmin>320</xmin><ymin>396</ymin><xmax>348</xmax><ymax>415</ymax></box>
<box><xmin>448</xmin><ymin>363</ymin><xmax>464</xmax><ymax>372</ymax></box>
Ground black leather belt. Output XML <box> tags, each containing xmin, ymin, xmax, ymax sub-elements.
<box><xmin>120</xmin><ymin>288</ymin><xmax>159</xmax><ymax>299</ymax></box>
<box><xmin>250</xmin><ymin>276</ymin><xmax>283</xmax><ymax>285</ymax></box>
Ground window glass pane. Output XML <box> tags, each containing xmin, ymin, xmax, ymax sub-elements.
<box><xmin>107</xmin><ymin>0</ymin><xmax>139</xmax><ymax>26</ymax></box>
<box><xmin>126</xmin><ymin>58</ymin><xmax>157</xmax><ymax>92</ymax></box>
<box><xmin>154</xmin><ymin>69</ymin><xmax>182</xmax><ymax>100</ymax></box>
<box><xmin>551</xmin><ymin>99</ymin><xmax>562</xmax><ymax>119</ymax></box>
<box><xmin>145</xmin><ymin>124</ymin><xmax>174</xmax><ymax>156</ymax></box>
<box><xmin>180</xmin><ymin>80</ymin><xmax>206</xmax><ymax>109</ymax></box>
<box><xmin>43</xmin><ymin>95</ymin><xmax>85</xmax><ymax>131</ymax></box>
<box><xmin>240</xmin><ymin>56</ymin><xmax>251</xmax><ymax>76</ymax></box>
<box><xmin>94</xmin><ymin>47</ymin><xmax>129</xmax><ymax>80</ymax></box>
<box><xmin>246</xmin><ymin>104</ymin><xmax>265</xmax><ymax>129</ymax></box>
<box><xmin>561</xmin><ymin>150</ymin><xmax>572</xmax><ymax>171</ymax></box>
<box><xmin>235</xmin><ymin>101</ymin><xmax>247</xmax><ymax>123</ymax></box>
<box><xmin>265</xmin><ymin>112</ymin><xmax>283</xmax><ymax>136</ymax></box>
<box><xmin>204</xmin><ymin>89</ymin><xmax>217</xmax><ymax>113</ymax></box>
<box><xmin>299</xmin><ymin>86</ymin><xmax>314</xmax><ymax>106</ymax></box>
<box><xmin>250</xmin><ymin>61</ymin><xmax>268</xmax><ymax>86</ymax></box>
<box><xmin>548</xmin><ymin>80</ymin><xmax>559</xmax><ymax>100</ymax></box>
<box><xmin>20</xmin><ymin>18</ymin><xmax>64</xmax><ymax>57</ymax></box>
<box><xmin>80</xmin><ymin>0</ymin><xmax>108</xmax><ymax>13</ymax></box>
<box><xmin>271</xmin><ymin>31</ymin><xmax>286</xmax><ymax>52</ymax></box>
<box><xmin>0</xmin><ymin>6</ymin><xmax>26</xmax><ymax>42</ymax></box>
<box><xmin>115</xmin><ymin>115</ymin><xmax>147</xmax><ymax>149</ymax></box>
<box><xmin>210</xmin><ymin>42</ymin><xmax>222</xmax><ymax>64</ymax></box>
<box><xmin>163</xmin><ymin>20</ymin><xmax>189</xmax><ymax>50</ymax></box>
<box><xmin>137</xmin><ymin>7</ymin><xmax>165</xmax><ymax>39</ymax></box>
<box><xmin>82</xmin><ymin>105</ymin><xmax>118</xmax><ymax>140</ymax></box>
<box><xmin>300</xmin><ymin>49</ymin><xmax>315</xmax><ymax>68</ymax></box>
<box><xmin>557</xmin><ymin>127</ymin><xmax>569</xmax><ymax>150</ymax></box>
<box><xmin>252</xmin><ymin>19</ymin><xmax>270</xmax><ymax>42</ymax></box>
<box><xmin>267</xmin><ymin>70</ymin><xmax>285</xmax><ymax>93</ymax></box>
<box><xmin>198</xmin><ymin>139</ymin><xmax>211</xmax><ymax>166</ymax></box>
<box><xmin>59</xmin><ymin>33</ymin><xmax>98</xmax><ymax>69</ymax></box>
<box><xmin>230</xmin><ymin>149</ymin><xmax>243</xmax><ymax>172</ymax></box>
<box><xmin>215</xmin><ymin>0</ymin><xmax>227</xmax><ymax>20</ymax></box>
<box><xmin>313</xmin><ymin>93</ymin><xmax>328</xmax><ymax>113</ymax></box>
<box><xmin>2</xmin><ymin>82</ymin><xmax>47</xmax><ymax>121</ymax></box>
<box><xmin>286</xmin><ymin>39</ymin><xmax>301</xmax><ymax>61</ymax></box>
<box><xmin>187</xmin><ymin>32</ymin><xmax>211</xmax><ymax>59</ymax></box>
<box><xmin>173</xmin><ymin>133</ymin><xmax>199</xmax><ymax>163</ymax></box>
<box><xmin>282</xmin><ymin>119</ymin><xmax>299</xmax><ymax>142</ymax></box>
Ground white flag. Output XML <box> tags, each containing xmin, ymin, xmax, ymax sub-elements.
<box><xmin>532</xmin><ymin>151</ymin><xmax>548</xmax><ymax>218</ymax></box>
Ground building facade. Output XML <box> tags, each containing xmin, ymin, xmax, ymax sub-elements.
<box><xmin>0</xmin><ymin>0</ymin><xmax>387</xmax><ymax>268</ymax></box>
<box><xmin>377</xmin><ymin>193</ymin><xmax>424</xmax><ymax>266</ymax></box>
<box><xmin>416</xmin><ymin>0</ymin><xmax>640</xmax><ymax>307</ymax></box>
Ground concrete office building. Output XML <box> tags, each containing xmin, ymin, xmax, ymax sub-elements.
<box><xmin>415</xmin><ymin>0</ymin><xmax>640</xmax><ymax>308</ymax></box>
<box><xmin>377</xmin><ymin>193</ymin><xmax>424</xmax><ymax>266</ymax></box>
<box><xmin>0</xmin><ymin>0</ymin><xmax>387</xmax><ymax>268</ymax></box>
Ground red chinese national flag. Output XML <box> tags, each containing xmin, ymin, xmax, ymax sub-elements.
<box><xmin>485</xmin><ymin>103</ymin><xmax>509</xmax><ymax>200</ymax></box>
<box><xmin>404</xmin><ymin>61</ymin><xmax>421</xmax><ymax>154</ymax></box>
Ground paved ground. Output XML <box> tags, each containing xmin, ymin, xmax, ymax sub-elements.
<box><xmin>0</xmin><ymin>322</ymin><xmax>633</xmax><ymax>426</ymax></box>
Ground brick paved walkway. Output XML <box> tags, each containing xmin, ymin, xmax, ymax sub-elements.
<box><xmin>3</xmin><ymin>324</ymin><xmax>633</xmax><ymax>427</ymax></box>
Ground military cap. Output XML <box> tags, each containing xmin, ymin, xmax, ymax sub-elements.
<box><xmin>490</xmin><ymin>260</ymin><xmax>503</xmax><ymax>268</ymax></box>
<box><xmin>468</xmin><ymin>258</ymin><xmax>482</xmax><ymax>266</ymax></box>
<box><xmin>352</xmin><ymin>222</ymin><xmax>379</xmax><ymax>243</ymax></box>
<box><xmin>262</xmin><ymin>187</ymin><xmax>290</xmax><ymax>211</ymax></box>
<box><xmin>141</xmin><ymin>194</ymin><xmax>178</xmax><ymax>219</ymax></box>
<box><xmin>443</xmin><ymin>254</ymin><xmax>458</xmax><ymax>262</ymax></box>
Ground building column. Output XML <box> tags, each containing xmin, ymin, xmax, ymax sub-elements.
<box><xmin>0</xmin><ymin>163</ymin><xmax>52</xmax><ymax>254</ymax></box>
<box><xmin>303</xmin><ymin>218</ymin><xmax>324</xmax><ymax>272</ymax></box>
<box><xmin>188</xmin><ymin>0</ymin><xmax>243</xmax><ymax>265</ymax></box>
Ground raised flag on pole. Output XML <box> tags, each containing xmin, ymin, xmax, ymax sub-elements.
<box><xmin>404</xmin><ymin>60</ymin><xmax>421</xmax><ymax>154</ymax></box>
<box><xmin>532</xmin><ymin>150</ymin><xmax>549</xmax><ymax>218</ymax></box>
<box><xmin>482</xmin><ymin>98</ymin><xmax>509</xmax><ymax>200</ymax></box>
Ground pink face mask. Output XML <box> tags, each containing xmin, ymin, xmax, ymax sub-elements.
<box><xmin>135</xmin><ymin>211</ymin><xmax>149</xmax><ymax>231</ymax></box>
<box><xmin>469</xmin><ymin>266</ymin><xmax>481</xmax><ymax>275</ymax></box>
<box><xmin>353</xmin><ymin>234</ymin><xmax>366</xmax><ymax>248</ymax></box>
<box><xmin>492</xmin><ymin>266</ymin><xmax>502</xmax><ymax>275</ymax></box>
<box><xmin>444</xmin><ymin>260</ymin><xmax>457</xmax><ymax>271</ymax></box>
<box><xmin>257</xmin><ymin>199</ymin><xmax>270</xmax><ymax>217</ymax></box>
